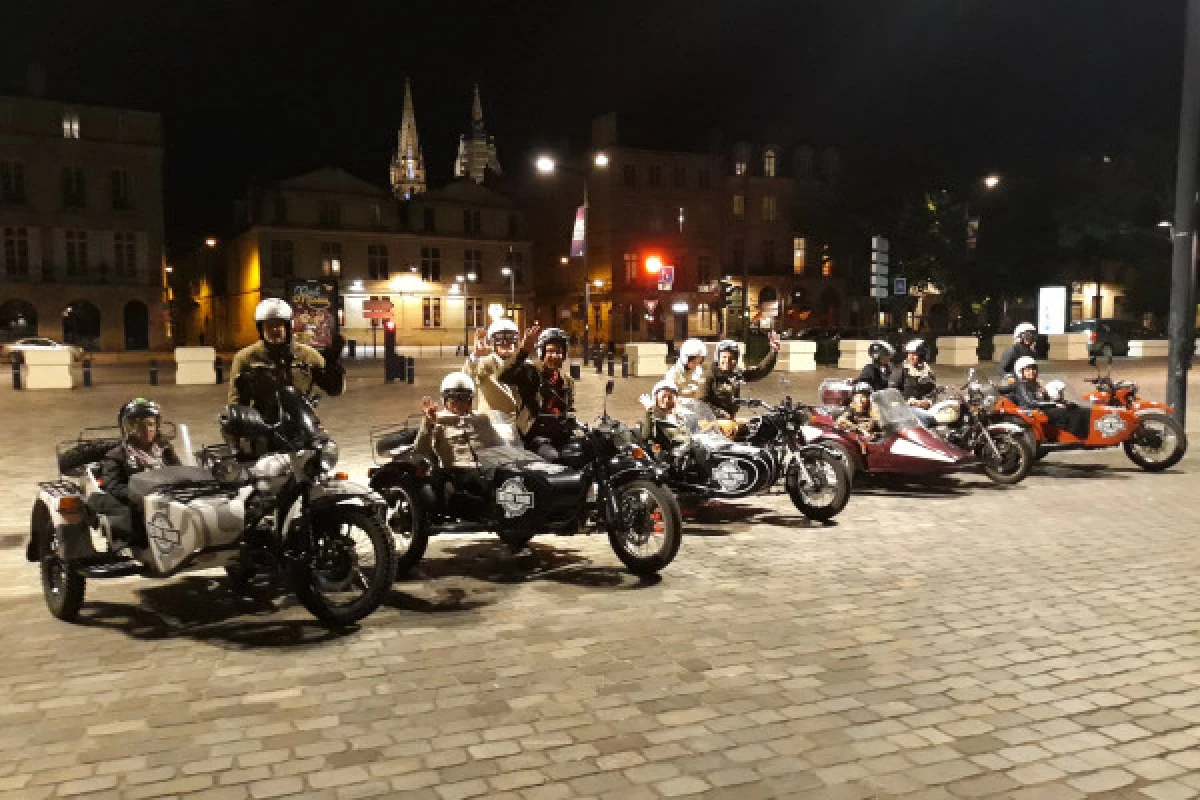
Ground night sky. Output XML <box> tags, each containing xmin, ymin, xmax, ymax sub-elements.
<box><xmin>0</xmin><ymin>0</ymin><xmax>1186</xmax><ymax>250</ymax></box>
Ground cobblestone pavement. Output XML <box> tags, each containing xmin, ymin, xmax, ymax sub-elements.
<box><xmin>0</xmin><ymin>361</ymin><xmax>1198</xmax><ymax>798</ymax></box>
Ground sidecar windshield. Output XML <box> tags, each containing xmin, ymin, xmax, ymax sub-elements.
<box><xmin>675</xmin><ymin>398</ymin><xmax>718</xmax><ymax>434</ymax></box>
<box><xmin>871</xmin><ymin>389</ymin><xmax>920</xmax><ymax>432</ymax></box>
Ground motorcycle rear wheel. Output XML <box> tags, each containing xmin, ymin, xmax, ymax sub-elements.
<box><xmin>608</xmin><ymin>480</ymin><xmax>682</xmax><ymax>577</ymax></box>
<box><xmin>37</xmin><ymin>518</ymin><xmax>85</xmax><ymax>622</ymax></box>
<box><xmin>383</xmin><ymin>481</ymin><xmax>430</xmax><ymax>578</ymax></box>
<box><xmin>786</xmin><ymin>448</ymin><xmax>851</xmax><ymax>521</ymax></box>
<box><xmin>1124</xmin><ymin>413</ymin><xmax>1187</xmax><ymax>472</ymax></box>
<box><xmin>978</xmin><ymin>431</ymin><xmax>1032</xmax><ymax>485</ymax></box>
<box><xmin>290</xmin><ymin>507</ymin><xmax>395</xmax><ymax>628</ymax></box>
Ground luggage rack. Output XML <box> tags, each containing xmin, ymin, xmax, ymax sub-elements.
<box><xmin>369</xmin><ymin>416</ymin><xmax>422</xmax><ymax>464</ymax></box>
<box><xmin>38</xmin><ymin>479</ymin><xmax>81</xmax><ymax>497</ymax></box>
<box><xmin>157</xmin><ymin>481</ymin><xmax>236</xmax><ymax>502</ymax></box>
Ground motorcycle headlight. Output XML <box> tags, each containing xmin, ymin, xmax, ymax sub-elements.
<box><xmin>319</xmin><ymin>439</ymin><xmax>339</xmax><ymax>471</ymax></box>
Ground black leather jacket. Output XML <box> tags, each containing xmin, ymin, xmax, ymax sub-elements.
<box><xmin>856</xmin><ymin>362</ymin><xmax>892</xmax><ymax>392</ymax></box>
<box><xmin>99</xmin><ymin>440</ymin><xmax>181</xmax><ymax>504</ymax></box>
<box><xmin>999</xmin><ymin>342</ymin><xmax>1037</xmax><ymax>375</ymax></box>
<box><xmin>890</xmin><ymin>363</ymin><xmax>936</xmax><ymax>400</ymax></box>
<box><xmin>1012</xmin><ymin>379</ymin><xmax>1052</xmax><ymax>409</ymax></box>
<box><xmin>702</xmin><ymin>350</ymin><xmax>778</xmax><ymax>417</ymax></box>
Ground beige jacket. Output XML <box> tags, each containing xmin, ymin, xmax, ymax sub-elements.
<box><xmin>463</xmin><ymin>353</ymin><xmax>518</xmax><ymax>414</ymax></box>
<box><xmin>662</xmin><ymin>362</ymin><xmax>706</xmax><ymax>398</ymax></box>
<box><xmin>415</xmin><ymin>411</ymin><xmax>507</xmax><ymax>470</ymax></box>
<box><xmin>228</xmin><ymin>340</ymin><xmax>327</xmax><ymax>404</ymax></box>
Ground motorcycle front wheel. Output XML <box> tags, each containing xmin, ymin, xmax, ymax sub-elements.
<box><xmin>607</xmin><ymin>480</ymin><xmax>682</xmax><ymax>577</ymax></box>
<box><xmin>978</xmin><ymin>431</ymin><xmax>1032</xmax><ymax>485</ymax></box>
<box><xmin>1124</xmin><ymin>413</ymin><xmax>1187</xmax><ymax>472</ymax></box>
<box><xmin>383</xmin><ymin>480</ymin><xmax>430</xmax><ymax>578</ymax></box>
<box><xmin>290</xmin><ymin>506</ymin><xmax>395</xmax><ymax>628</ymax></box>
<box><xmin>786</xmin><ymin>448</ymin><xmax>851</xmax><ymax>521</ymax></box>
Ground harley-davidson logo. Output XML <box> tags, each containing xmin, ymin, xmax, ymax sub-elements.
<box><xmin>713</xmin><ymin>459</ymin><xmax>748</xmax><ymax>492</ymax></box>
<box><xmin>496</xmin><ymin>478</ymin><xmax>534</xmax><ymax>518</ymax></box>
<box><xmin>147</xmin><ymin>509</ymin><xmax>181</xmax><ymax>556</ymax></box>
<box><xmin>1095</xmin><ymin>414</ymin><xmax>1127</xmax><ymax>438</ymax></box>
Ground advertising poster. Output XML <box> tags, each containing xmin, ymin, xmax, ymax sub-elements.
<box><xmin>1038</xmin><ymin>285</ymin><xmax>1067</xmax><ymax>335</ymax></box>
<box><xmin>286</xmin><ymin>278</ymin><xmax>339</xmax><ymax>349</ymax></box>
<box><xmin>570</xmin><ymin>206</ymin><xmax>586</xmax><ymax>258</ymax></box>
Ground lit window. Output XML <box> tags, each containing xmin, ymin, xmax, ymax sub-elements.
<box><xmin>464</xmin><ymin>248</ymin><xmax>482</xmax><ymax>279</ymax></box>
<box><xmin>62</xmin><ymin>111</ymin><xmax>80</xmax><ymax>139</ymax></box>
<box><xmin>764</xmin><ymin>150</ymin><xmax>777</xmax><ymax>177</ymax></box>
<box><xmin>734</xmin><ymin>161</ymin><xmax>747</xmax><ymax>176</ymax></box>
<box><xmin>793</xmin><ymin>237</ymin><xmax>806</xmax><ymax>275</ymax></box>
<box><xmin>320</xmin><ymin>241</ymin><xmax>342</xmax><ymax>276</ymax></box>
<box><xmin>762</xmin><ymin>195</ymin><xmax>777</xmax><ymax>222</ymax></box>
<box><xmin>733</xmin><ymin>195</ymin><xmax>745</xmax><ymax>217</ymax></box>
<box><xmin>422</xmin><ymin>297</ymin><xmax>442</xmax><ymax>328</ymax></box>
<box><xmin>421</xmin><ymin>246</ymin><xmax>441</xmax><ymax>281</ymax></box>
<box><xmin>822</xmin><ymin>245</ymin><xmax>833</xmax><ymax>277</ymax></box>
<box><xmin>466</xmin><ymin>297</ymin><xmax>484</xmax><ymax>327</ymax></box>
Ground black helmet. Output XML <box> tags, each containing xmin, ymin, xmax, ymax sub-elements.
<box><xmin>118</xmin><ymin>397</ymin><xmax>161</xmax><ymax>439</ymax></box>
<box><xmin>536</xmin><ymin>327</ymin><xmax>569</xmax><ymax>358</ymax></box>
<box><xmin>868</xmin><ymin>340</ymin><xmax>895</xmax><ymax>363</ymax></box>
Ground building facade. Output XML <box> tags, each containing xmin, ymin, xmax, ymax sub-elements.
<box><xmin>201</xmin><ymin>168</ymin><xmax>533</xmax><ymax>350</ymax></box>
<box><xmin>454</xmin><ymin>85</ymin><xmax>501</xmax><ymax>185</ymax></box>
<box><xmin>0</xmin><ymin>95</ymin><xmax>167</xmax><ymax>351</ymax></box>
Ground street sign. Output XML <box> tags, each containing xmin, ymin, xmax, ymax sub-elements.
<box><xmin>894</xmin><ymin>277</ymin><xmax>907</xmax><ymax>295</ymax></box>
<box><xmin>362</xmin><ymin>298</ymin><xmax>394</xmax><ymax>320</ymax></box>
<box><xmin>871</xmin><ymin>287</ymin><xmax>889</xmax><ymax>299</ymax></box>
<box><xmin>657</xmin><ymin>264</ymin><xmax>675</xmax><ymax>291</ymax></box>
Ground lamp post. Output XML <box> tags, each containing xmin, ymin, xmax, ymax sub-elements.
<box><xmin>500</xmin><ymin>266</ymin><xmax>516</xmax><ymax>317</ymax></box>
<box><xmin>454</xmin><ymin>272</ymin><xmax>478</xmax><ymax>354</ymax></box>
<box><xmin>535</xmin><ymin>151</ymin><xmax>609</xmax><ymax>361</ymax></box>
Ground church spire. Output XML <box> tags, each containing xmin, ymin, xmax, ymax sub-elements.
<box><xmin>454</xmin><ymin>82</ymin><xmax>502</xmax><ymax>184</ymax></box>
<box><xmin>390</xmin><ymin>78</ymin><xmax>426</xmax><ymax>199</ymax></box>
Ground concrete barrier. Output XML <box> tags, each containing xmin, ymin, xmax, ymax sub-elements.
<box><xmin>934</xmin><ymin>336</ymin><xmax>978</xmax><ymax>367</ymax></box>
<box><xmin>1127</xmin><ymin>339</ymin><xmax>1169</xmax><ymax>358</ymax></box>
<box><xmin>837</xmin><ymin>339</ymin><xmax>873</xmax><ymax>370</ymax></box>
<box><xmin>1046</xmin><ymin>333</ymin><xmax>1090</xmax><ymax>361</ymax></box>
<box><xmin>175</xmin><ymin>347</ymin><xmax>217</xmax><ymax>385</ymax></box>
<box><xmin>777</xmin><ymin>340</ymin><xmax>816</xmax><ymax>372</ymax></box>
<box><xmin>991</xmin><ymin>334</ymin><xmax>1011</xmax><ymax>362</ymax></box>
<box><xmin>22</xmin><ymin>348</ymin><xmax>75</xmax><ymax>389</ymax></box>
<box><xmin>626</xmin><ymin>342</ymin><xmax>669</xmax><ymax>377</ymax></box>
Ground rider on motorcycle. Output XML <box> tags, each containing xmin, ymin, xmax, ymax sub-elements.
<box><xmin>229</xmin><ymin>298</ymin><xmax>346</xmax><ymax>419</ymax></box>
<box><xmin>856</xmin><ymin>340</ymin><xmax>894</xmax><ymax>391</ymax></box>
<box><xmin>702</xmin><ymin>334</ymin><xmax>781</xmax><ymax>419</ymax></box>
<box><xmin>98</xmin><ymin>398</ymin><xmax>182</xmax><ymax>546</ymax></box>
<box><xmin>891</xmin><ymin>339</ymin><xmax>937</xmax><ymax>426</ymax></box>
<box><xmin>999</xmin><ymin>323</ymin><xmax>1038</xmax><ymax>377</ymax></box>
<box><xmin>499</xmin><ymin>324</ymin><xmax>576</xmax><ymax>459</ymax></box>
<box><xmin>1012</xmin><ymin>356</ymin><xmax>1091</xmax><ymax>439</ymax></box>
<box><xmin>835</xmin><ymin>382</ymin><xmax>880</xmax><ymax>439</ymax></box>
<box><xmin>663</xmin><ymin>338</ymin><xmax>708</xmax><ymax>398</ymax></box>
<box><xmin>463</xmin><ymin>318</ymin><xmax>519</xmax><ymax>414</ymax></box>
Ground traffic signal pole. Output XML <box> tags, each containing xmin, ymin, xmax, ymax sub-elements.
<box><xmin>1167</xmin><ymin>0</ymin><xmax>1200</xmax><ymax>425</ymax></box>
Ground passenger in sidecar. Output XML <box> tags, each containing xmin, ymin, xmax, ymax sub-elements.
<box><xmin>95</xmin><ymin>398</ymin><xmax>182</xmax><ymax>546</ymax></box>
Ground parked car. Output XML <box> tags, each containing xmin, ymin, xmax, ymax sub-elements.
<box><xmin>1067</xmin><ymin>319</ymin><xmax>1153</xmax><ymax>359</ymax></box>
<box><xmin>0</xmin><ymin>337</ymin><xmax>85</xmax><ymax>362</ymax></box>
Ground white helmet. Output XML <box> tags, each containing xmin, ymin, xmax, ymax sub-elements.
<box><xmin>678</xmin><ymin>338</ymin><xmax>707</xmax><ymax>365</ymax></box>
<box><xmin>1045</xmin><ymin>379</ymin><xmax>1066</xmax><ymax>401</ymax></box>
<box><xmin>905</xmin><ymin>338</ymin><xmax>925</xmax><ymax>354</ymax></box>
<box><xmin>486</xmin><ymin>318</ymin><xmax>519</xmax><ymax>340</ymax></box>
<box><xmin>1013</xmin><ymin>356</ymin><xmax>1038</xmax><ymax>375</ymax></box>
<box><xmin>715</xmin><ymin>339</ymin><xmax>740</xmax><ymax>359</ymax></box>
<box><xmin>255</xmin><ymin>298</ymin><xmax>293</xmax><ymax>323</ymax></box>
<box><xmin>440</xmin><ymin>371</ymin><xmax>475</xmax><ymax>398</ymax></box>
<box><xmin>1013</xmin><ymin>322</ymin><xmax>1037</xmax><ymax>342</ymax></box>
<box><xmin>651</xmin><ymin>379</ymin><xmax>679</xmax><ymax>398</ymax></box>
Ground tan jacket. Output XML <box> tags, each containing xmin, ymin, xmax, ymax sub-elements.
<box><xmin>415</xmin><ymin>411</ymin><xmax>507</xmax><ymax>470</ymax></box>
<box><xmin>663</xmin><ymin>362</ymin><xmax>706</xmax><ymax>398</ymax></box>
<box><xmin>463</xmin><ymin>353</ymin><xmax>518</xmax><ymax>414</ymax></box>
<box><xmin>228</xmin><ymin>340</ymin><xmax>327</xmax><ymax>404</ymax></box>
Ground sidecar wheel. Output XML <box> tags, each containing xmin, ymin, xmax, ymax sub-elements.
<box><xmin>37</xmin><ymin>515</ymin><xmax>85</xmax><ymax>622</ymax></box>
<box><xmin>818</xmin><ymin>440</ymin><xmax>858</xmax><ymax>480</ymax></box>
<box><xmin>787</xmin><ymin>448</ymin><xmax>851</xmax><ymax>521</ymax></box>
<box><xmin>382</xmin><ymin>481</ymin><xmax>430</xmax><ymax>578</ymax></box>
<box><xmin>290</xmin><ymin>506</ymin><xmax>395</xmax><ymax>628</ymax></box>
<box><xmin>608</xmin><ymin>480</ymin><xmax>682</xmax><ymax>577</ymax></box>
<box><xmin>1124</xmin><ymin>413</ymin><xmax>1187</xmax><ymax>472</ymax></box>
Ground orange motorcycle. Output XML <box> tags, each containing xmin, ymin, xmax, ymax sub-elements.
<box><xmin>994</xmin><ymin>374</ymin><xmax>1187</xmax><ymax>471</ymax></box>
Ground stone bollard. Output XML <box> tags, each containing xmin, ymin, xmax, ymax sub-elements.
<box><xmin>621</xmin><ymin>353</ymin><xmax>629</xmax><ymax>378</ymax></box>
<box><xmin>214</xmin><ymin>356</ymin><xmax>223</xmax><ymax>384</ymax></box>
<box><xmin>607</xmin><ymin>354</ymin><xmax>615</xmax><ymax>376</ymax></box>
<box><xmin>406</xmin><ymin>356</ymin><xmax>415</xmax><ymax>385</ymax></box>
<box><xmin>10</xmin><ymin>354</ymin><xmax>21</xmax><ymax>390</ymax></box>
<box><xmin>149</xmin><ymin>359</ymin><xmax>159</xmax><ymax>386</ymax></box>
<box><xmin>83</xmin><ymin>357</ymin><xmax>93</xmax><ymax>387</ymax></box>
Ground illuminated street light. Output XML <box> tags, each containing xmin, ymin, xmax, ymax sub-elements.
<box><xmin>592</xmin><ymin>279</ymin><xmax>604</xmax><ymax>288</ymax></box>
<box><xmin>1159</xmin><ymin>220</ymin><xmax>1173</xmax><ymax>228</ymax></box>
<box><xmin>164</xmin><ymin>266</ymin><xmax>174</xmax><ymax>273</ymax></box>
<box><xmin>645</xmin><ymin>255</ymin><xmax>663</xmax><ymax>274</ymax></box>
<box><xmin>983</xmin><ymin>174</ymin><xmax>1002</xmax><ymax>190</ymax></box>
<box><xmin>204</xmin><ymin>237</ymin><xmax>217</xmax><ymax>248</ymax></box>
<box><xmin>594</xmin><ymin>152</ymin><xmax>610</xmax><ymax>168</ymax></box>
<box><xmin>560</xmin><ymin>256</ymin><xmax>569</xmax><ymax>265</ymax></box>
<box><xmin>535</xmin><ymin>155</ymin><xmax>556</xmax><ymax>174</ymax></box>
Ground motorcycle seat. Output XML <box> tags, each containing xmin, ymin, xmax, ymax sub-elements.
<box><xmin>129</xmin><ymin>466</ymin><xmax>222</xmax><ymax>505</ymax></box>
<box><xmin>375</xmin><ymin>428</ymin><xmax>418</xmax><ymax>456</ymax></box>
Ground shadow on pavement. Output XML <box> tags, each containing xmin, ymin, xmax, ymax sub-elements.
<box><xmin>73</xmin><ymin>577</ymin><xmax>349</xmax><ymax>648</ymax></box>
<box><xmin>415</xmin><ymin>540</ymin><xmax>659</xmax><ymax>590</ymax></box>
<box><xmin>1033</xmin><ymin>462</ymin><xmax>1136</xmax><ymax>480</ymax></box>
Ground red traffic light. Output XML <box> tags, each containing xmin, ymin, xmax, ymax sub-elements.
<box><xmin>383</xmin><ymin>320</ymin><xmax>396</xmax><ymax>331</ymax></box>
<box><xmin>644</xmin><ymin>255</ymin><xmax>663</xmax><ymax>274</ymax></box>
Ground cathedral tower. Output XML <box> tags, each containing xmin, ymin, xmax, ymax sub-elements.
<box><xmin>454</xmin><ymin>83</ymin><xmax>502</xmax><ymax>184</ymax></box>
<box><xmin>390</xmin><ymin>78</ymin><xmax>426</xmax><ymax>199</ymax></box>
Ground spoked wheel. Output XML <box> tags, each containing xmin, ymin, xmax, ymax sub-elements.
<box><xmin>786</xmin><ymin>447</ymin><xmax>851</xmax><ymax>521</ymax></box>
<box><xmin>978</xmin><ymin>431</ymin><xmax>1032</xmax><ymax>485</ymax></box>
<box><xmin>1124</xmin><ymin>413</ymin><xmax>1187</xmax><ymax>472</ymax></box>
<box><xmin>608</xmin><ymin>480</ymin><xmax>682</xmax><ymax>577</ymax></box>
<box><xmin>290</xmin><ymin>507</ymin><xmax>395</xmax><ymax>627</ymax></box>
<box><xmin>37</xmin><ymin>517</ymin><xmax>85</xmax><ymax>622</ymax></box>
<box><xmin>384</xmin><ymin>482</ymin><xmax>430</xmax><ymax>577</ymax></box>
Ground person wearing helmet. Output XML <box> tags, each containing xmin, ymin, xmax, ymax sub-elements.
<box><xmin>890</xmin><ymin>338</ymin><xmax>937</xmax><ymax>410</ymax></box>
<box><xmin>642</xmin><ymin>380</ymin><xmax>691</xmax><ymax>451</ymax></box>
<box><xmin>1011</xmin><ymin>357</ymin><xmax>1090</xmax><ymax>438</ymax></box>
<box><xmin>229</xmin><ymin>298</ymin><xmax>346</xmax><ymax>415</ymax></box>
<box><xmin>663</xmin><ymin>338</ymin><xmax>709</xmax><ymax>398</ymax></box>
<box><xmin>835</xmin><ymin>382</ymin><xmax>880</xmax><ymax>439</ymax></box>
<box><xmin>499</xmin><ymin>323</ymin><xmax>577</xmax><ymax>459</ymax></box>
<box><xmin>856</xmin><ymin>340</ymin><xmax>895</xmax><ymax>391</ymax></box>
<box><xmin>463</xmin><ymin>318</ymin><xmax>519</xmax><ymax>414</ymax></box>
<box><xmin>701</xmin><ymin>332</ymin><xmax>782</xmax><ymax>419</ymax></box>
<box><xmin>999</xmin><ymin>322</ymin><xmax>1038</xmax><ymax>376</ymax></box>
<box><xmin>97</xmin><ymin>398</ymin><xmax>182</xmax><ymax>547</ymax></box>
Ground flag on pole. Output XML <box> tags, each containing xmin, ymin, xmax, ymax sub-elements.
<box><xmin>569</xmin><ymin>207</ymin><xmax>586</xmax><ymax>258</ymax></box>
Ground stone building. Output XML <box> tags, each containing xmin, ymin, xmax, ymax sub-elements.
<box><xmin>0</xmin><ymin>94</ymin><xmax>167</xmax><ymax>351</ymax></box>
<box><xmin>453</xmin><ymin>85</ymin><xmax>501</xmax><ymax>185</ymax></box>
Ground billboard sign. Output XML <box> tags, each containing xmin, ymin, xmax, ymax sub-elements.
<box><xmin>657</xmin><ymin>264</ymin><xmax>675</xmax><ymax>291</ymax></box>
<box><xmin>569</xmin><ymin>206</ymin><xmax>586</xmax><ymax>258</ymax></box>
<box><xmin>894</xmin><ymin>277</ymin><xmax>907</xmax><ymax>295</ymax></box>
<box><xmin>1038</xmin><ymin>285</ymin><xmax>1068</xmax><ymax>335</ymax></box>
<box><xmin>287</xmin><ymin>279</ymin><xmax>339</xmax><ymax>348</ymax></box>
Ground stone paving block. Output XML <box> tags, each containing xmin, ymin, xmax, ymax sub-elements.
<box><xmin>1066</xmin><ymin>768</ymin><xmax>1136</xmax><ymax>793</ymax></box>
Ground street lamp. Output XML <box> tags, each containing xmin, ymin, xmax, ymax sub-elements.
<box><xmin>455</xmin><ymin>273</ymin><xmax>478</xmax><ymax>354</ymax></box>
<box><xmin>204</xmin><ymin>237</ymin><xmax>217</xmax><ymax>248</ymax></box>
<box><xmin>500</xmin><ymin>266</ymin><xmax>516</xmax><ymax>315</ymax></box>
<box><xmin>983</xmin><ymin>174</ymin><xmax>1002</xmax><ymax>190</ymax></box>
